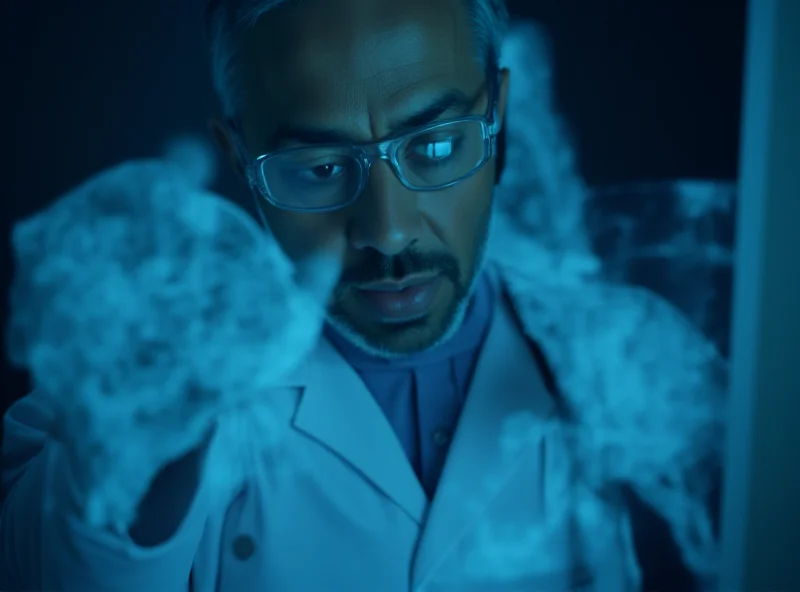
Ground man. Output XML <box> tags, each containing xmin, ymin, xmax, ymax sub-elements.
<box><xmin>1</xmin><ymin>0</ymin><xmax>725</xmax><ymax>590</ymax></box>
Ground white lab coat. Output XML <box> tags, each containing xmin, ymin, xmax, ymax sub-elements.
<box><xmin>1</xmin><ymin>261</ymin><xmax>724</xmax><ymax>591</ymax></box>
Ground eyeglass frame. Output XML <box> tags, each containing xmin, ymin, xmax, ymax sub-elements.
<box><xmin>227</xmin><ymin>60</ymin><xmax>502</xmax><ymax>214</ymax></box>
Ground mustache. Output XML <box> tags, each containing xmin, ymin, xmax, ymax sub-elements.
<box><xmin>339</xmin><ymin>249</ymin><xmax>460</xmax><ymax>286</ymax></box>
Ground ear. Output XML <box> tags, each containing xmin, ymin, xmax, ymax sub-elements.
<box><xmin>494</xmin><ymin>68</ymin><xmax>510</xmax><ymax>185</ymax></box>
<box><xmin>496</xmin><ymin>67</ymin><xmax>510</xmax><ymax>131</ymax></box>
<box><xmin>208</xmin><ymin>118</ymin><xmax>246</xmax><ymax>180</ymax></box>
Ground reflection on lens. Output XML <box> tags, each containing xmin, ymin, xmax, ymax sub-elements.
<box><xmin>400</xmin><ymin>120</ymin><xmax>486</xmax><ymax>188</ymax></box>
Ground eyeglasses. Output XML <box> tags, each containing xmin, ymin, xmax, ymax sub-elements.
<box><xmin>232</xmin><ymin>71</ymin><xmax>501</xmax><ymax>213</ymax></box>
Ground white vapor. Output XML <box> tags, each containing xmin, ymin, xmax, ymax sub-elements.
<box><xmin>6</xmin><ymin>137</ymin><xmax>340</xmax><ymax>531</ymax></box>
<box><xmin>479</xmin><ymin>20</ymin><xmax>728</xmax><ymax>589</ymax></box>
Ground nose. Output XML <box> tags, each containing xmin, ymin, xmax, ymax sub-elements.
<box><xmin>346</xmin><ymin>161</ymin><xmax>422</xmax><ymax>256</ymax></box>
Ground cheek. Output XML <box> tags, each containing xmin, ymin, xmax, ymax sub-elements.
<box><xmin>262</xmin><ymin>209</ymin><xmax>347</xmax><ymax>263</ymax></box>
<box><xmin>419</xmin><ymin>171</ymin><xmax>494</xmax><ymax>258</ymax></box>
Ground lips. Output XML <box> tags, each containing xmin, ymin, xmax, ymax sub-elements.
<box><xmin>354</xmin><ymin>275</ymin><xmax>444</xmax><ymax>323</ymax></box>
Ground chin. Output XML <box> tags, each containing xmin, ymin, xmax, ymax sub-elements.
<box><xmin>326</xmin><ymin>286</ymin><xmax>471</xmax><ymax>359</ymax></box>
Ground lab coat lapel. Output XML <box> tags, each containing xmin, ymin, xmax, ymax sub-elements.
<box><xmin>291</xmin><ymin>336</ymin><xmax>428</xmax><ymax>524</ymax></box>
<box><xmin>412</xmin><ymin>281</ymin><xmax>559</xmax><ymax>587</ymax></box>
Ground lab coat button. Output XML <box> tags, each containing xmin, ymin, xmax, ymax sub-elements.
<box><xmin>232</xmin><ymin>534</ymin><xmax>256</xmax><ymax>560</ymax></box>
<box><xmin>432</xmin><ymin>428</ymin><xmax>450</xmax><ymax>447</ymax></box>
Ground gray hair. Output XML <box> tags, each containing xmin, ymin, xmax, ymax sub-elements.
<box><xmin>206</xmin><ymin>0</ymin><xmax>509</xmax><ymax>118</ymax></box>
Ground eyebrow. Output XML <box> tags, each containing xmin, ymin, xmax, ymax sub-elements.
<box><xmin>269</xmin><ymin>87</ymin><xmax>480</xmax><ymax>147</ymax></box>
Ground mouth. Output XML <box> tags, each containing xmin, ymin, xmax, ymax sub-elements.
<box><xmin>357</xmin><ymin>274</ymin><xmax>441</xmax><ymax>292</ymax></box>
<box><xmin>354</xmin><ymin>274</ymin><xmax>444</xmax><ymax>323</ymax></box>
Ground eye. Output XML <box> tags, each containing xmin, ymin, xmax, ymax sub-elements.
<box><xmin>278</xmin><ymin>161</ymin><xmax>349</xmax><ymax>187</ymax></box>
<box><xmin>293</xmin><ymin>163</ymin><xmax>346</xmax><ymax>182</ymax></box>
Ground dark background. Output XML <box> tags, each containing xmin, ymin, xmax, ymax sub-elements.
<box><xmin>1</xmin><ymin>1</ymin><xmax>746</xmax><ymax>414</ymax></box>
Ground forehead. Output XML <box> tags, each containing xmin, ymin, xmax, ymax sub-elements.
<box><xmin>238</xmin><ymin>0</ymin><xmax>482</xmax><ymax>136</ymax></box>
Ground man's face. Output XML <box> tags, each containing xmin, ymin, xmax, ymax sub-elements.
<box><xmin>217</xmin><ymin>0</ymin><xmax>508</xmax><ymax>356</ymax></box>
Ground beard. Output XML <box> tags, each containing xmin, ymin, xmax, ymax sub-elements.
<box><xmin>324</xmin><ymin>205</ymin><xmax>495</xmax><ymax>359</ymax></box>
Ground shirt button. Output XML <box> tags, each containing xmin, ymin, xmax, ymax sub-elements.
<box><xmin>432</xmin><ymin>428</ymin><xmax>451</xmax><ymax>447</ymax></box>
<box><xmin>232</xmin><ymin>534</ymin><xmax>256</xmax><ymax>561</ymax></box>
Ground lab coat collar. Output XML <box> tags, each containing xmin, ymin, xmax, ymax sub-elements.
<box><xmin>289</xmin><ymin>334</ymin><xmax>429</xmax><ymax>524</ymax></box>
<box><xmin>285</xmin><ymin>263</ymin><xmax>560</xmax><ymax>562</ymax></box>
<box><xmin>411</xmin><ymin>264</ymin><xmax>560</xmax><ymax>586</ymax></box>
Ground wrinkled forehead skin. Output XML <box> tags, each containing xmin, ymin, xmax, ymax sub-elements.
<box><xmin>236</xmin><ymin>0</ymin><xmax>484</xmax><ymax>147</ymax></box>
